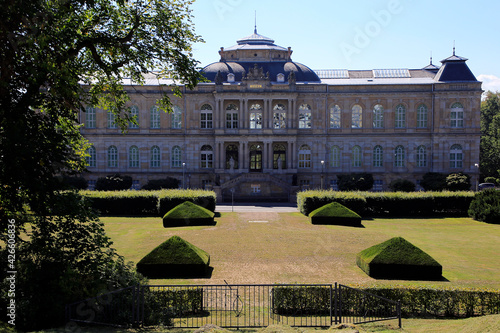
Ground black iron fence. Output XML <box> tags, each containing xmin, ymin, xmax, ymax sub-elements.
<box><xmin>66</xmin><ymin>283</ymin><xmax>401</xmax><ymax>329</ymax></box>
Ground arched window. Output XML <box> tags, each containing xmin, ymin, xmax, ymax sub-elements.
<box><xmin>226</xmin><ymin>144</ymin><xmax>239</xmax><ymax>169</ymax></box>
<box><xmin>330</xmin><ymin>145</ymin><xmax>340</xmax><ymax>168</ymax></box>
<box><xmin>395</xmin><ymin>104</ymin><xmax>406</xmax><ymax>128</ymax></box>
<box><xmin>250</xmin><ymin>144</ymin><xmax>263</xmax><ymax>171</ymax></box>
<box><xmin>129</xmin><ymin>146</ymin><xmax>139</xmax><ymax>168</ymax></box>
<box><xmin>200</xmin><ymin>104</ymin><xmax>213</xmax><ymax>129</ymax></box>
<box><xmin>171</xmin><ymin>146</ymin><xmax>182</xmax><ymax>168</ymax></box>
<box><xmin>86</xmin><ymin>146</ymin><xmax>96</xmax><ymax>167</ymax></box>
<box><xmin>150</xmin><ymin>106</ymin><xmax>160</xmax><ymax>129</ymax></box>
<box><xmin>273</xmin><ymin>143</ymin><xmax>286</xmax><ymax>169</ymax></box>
<box><xmin>151</xmin><ymin>146</ymin><xmax>160</xmax><ymax>168</ymax></box>
<box><xmin>226</xmin><ymin>103</ymin><xmax>238</xmax><ymax>129</ymax></box>
<box><xmin>451</xmin><ymin>102</ymin><xmax>464</xmax><ymax>128</ymax></box>
<box><xmin>273</xmin><ymin>104</ymin><xmax>286</xmax><ymax>129</ymax></box>
<box><xmin>417</xmin><ymin>104</ymin><xmax>428</xmax><ymax>128</ymax></box>
<box><xmin>129</xmin><ymin>105</ymin><xmax>139</xmax><ymax>129</ymax></box>
<box><xmin>352</xmin><ymin>146</ymin><xmax>362</xmax><ymax>167</ymax></box>
<box><xmin>200</xmin><ymin>145</ymin><xmax>213</xmax><ymax>168</ymax></box>
<box><xmin>85</xmin><ymin>106</ymin><xmax>96</xmax><ymax>128</ymax></box>
<box><xmin>373</xmin><ymin>104</ymin><xmax>384</xmax><ymax>128</ymax></box>
<box><xmin>450</xmin><ymin>144</ymin><xmax>463</xmax><ymax>168</ymax></box>
<box><xmin>172</xmin><ymin>105</ymin><xmax>182</xmax><ymax>129</ymax></box>
<box><xmin>107</xmin><ymin>110</ymin><xmax>117</xmax><ymax>129</ymax></box>
<box><xmin>107</xmin><ymin>146</ymin><xmax>118</xmax><ymax>168</ymax></box>
<box><xmin>299</xmin><ymin>104</ymin><xmax>312</xmax><ymax>129</ymax></box>
<box><xmin>373</xmin><ymin>145</ymin><xmax>383</xmax><ymax>167</ymax></box>
<box><xmin>330</xmin><ymin>105</ymin><xmax>341</xmax><ymax>129</ymax></box>
<box><xmin>394</xmin><ymin>145</ymin><xmax>405</xmax><ymax>167</ymax></box>
<box><xmin>352</xmin><ymin>105</ymin><xmax>362</xmax><ymax>128</ymax></box>
<box><xmin>298</xmin><ymin>145</ymin><xmax>311</xmax><ymax>168</ymax></box>
<box><xmin>417</xmin><ymin>145</ymin><xmax>427</xmax><ymax>167</ymax></box>
<box><xmin>250</xmin><ymin>103</ymin><xmax>263</xmax><ymax>129</ymax></box>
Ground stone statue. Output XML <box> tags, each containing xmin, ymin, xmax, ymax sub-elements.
<box><xmin>277</xmin><ymin>156</ymin><xmax>282</xmax><ymax>170</ymax></box>
<box><xmin>229</xmin><ymin>157</ymin><xmax>235</xmax><ymax>170</ymax></box>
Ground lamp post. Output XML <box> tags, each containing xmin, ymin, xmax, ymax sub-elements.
<box><xmin>474</xmin><ymin>163</ymin><xmax>479</xmax><ymax>191</ymax></box>
<box><xmin>320</xmin><ymin>160</ymin><xmax>325</xmax><ymax>189</ymax></box>
<box><xmin>182</xmin><ymin>162</ymin><xmax>186</xmax><ymax>189</ymax></box>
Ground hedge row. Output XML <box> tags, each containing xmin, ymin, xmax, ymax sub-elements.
<box><xmin>80</xmin><ymin>190</ymin><xmax>217</xmax><ymax>216</ymax></box>
<box><xmin>297</xmin><ymin>190</ymin><xmax>475</xmax><ymax>217</ymax></box>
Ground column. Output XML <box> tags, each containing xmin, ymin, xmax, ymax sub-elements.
<box><xmin>267</xmin><ymin>141</ymin><xmax>273</xmax><ymax>169</ymax></box>
<box><xmin>242</xmin><ymin>99</ymin><xmax>247</xmax><ymax>129</ymax></box>
<box><xmin>268</xmin><ymin>99</ymin><xmax>273</xmax><ymax>129</ymax></box>
<box><xmin>287</xmin><ymin>99</ymin><xmax>292</xmax><ymax>129</ymax></box>
<box><xmin>287</xmin><ymin>141</ymin><xmax>292</xmax><ymax>169</ymax></box>
<box><xmin>238</xmin><ymin>142</ymin><xmax>243</xmax><ymax>170</ymax></box>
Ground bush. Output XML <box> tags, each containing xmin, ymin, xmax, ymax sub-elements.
<box><xmin>163</xmin><ymin>201</ymin><xmax>215</xmax><ymax>227</ymax></box>
<box><xmin>468</xmin><ymin>189</ymin><xmax>500</xmax><ymax>224</ymax></box>
<box><xmin>272</xmin><ymin>286</ymin><xmax>331</xmax><ymax>315</ymax></box>
<box><xmin>446</xmin><ymin>172</ymin><xmax>471</xmax><ymax>191</ymax></box>
<box><xmin>95</xmin><ymin>174</ymin><xmax>133</xmax><ymax>191</ymax></box>
<box><xmin>389</xmin><ymin>179</ymin><xmax>415</xmax><ymax>192</ymax></box>
<box><xmin>337</xmin><ymin>173</ymin><xmax>374</xmax><ymax>191</ymax></box>
<box><xmin>484</xmin><ymin>176</ymin><xmax>499</xmax><ymax>185</ymax></box>
<box><xmin>143</xmin><ymin>288</ymin><xmax>205</xmax><ymax>324</ymax></box>
<box><xmin>61</xmin><ymin>175</ymin><xmax>88</xmax><ymax>190</ymax></box>
<box><xmin>142</xmin><ymin>177</ymin><xmax>180</xmax><ymax>190</ymax></box>
<box><xmin>420</xmin><ymin>172</ymin><xmax>447</xmax><ymax>191</ymax></box>
<box><xmin>309</xmin><ymin>202</ymin><xmax>362</xmax><ymax>227</ymax></box>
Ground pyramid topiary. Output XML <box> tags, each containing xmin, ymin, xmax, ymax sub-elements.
<box><xmin>137</xmin><ymin>236</ymin><xmax>211</xmax><ymax>278</ymax></box>
<box><xmin>163</xmin><ymin>201</ymin><xmax>215</xmax><ymax>227</ymax></box>
<box><xmin>309</xmin><ymin>202</ymin><xmax>362</xmax><ymax>227</ymax></box>
<box><xmin>356</xmin><ymin>237</ymin><xmax>442</xmax><ymax>280</ymax></box>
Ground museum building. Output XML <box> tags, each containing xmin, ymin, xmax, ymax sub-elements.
<box><xmin>81</xmin><ymin>29</ymin><xmax>482</xmax><ymax>201</ymax></box>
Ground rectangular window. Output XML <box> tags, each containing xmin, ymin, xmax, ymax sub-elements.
<box><xmin>107</xmin><ymin>111</ymin><xmax>117</xmax><ymax>129</ymax></box>
<box><xmin>299</xmin><ymin>112</ymin><xmax>312</xmax><ymax>129</ymax></box>
<box><xmin>172</xmin><ymin>110</ymin><xmax>182</xmax><ymax>129</ymax></box>
<box><xmin>250</xmin><ymin>112</ymin><xmax>263</xmax><ymax>129</ymax></box>
<box><xmin>299</xmin><ymin>179</ymin><xmax>310</xmax><ymax>190</ymax></box>
<box><xmin>226</xmin><ymin>112</ymin><xmax>238</xmax><ymax>129</ymax></box>
<box><xmin>87</xmin><ymin>180</ymin><xmax>96</xmax><ymax>191</ymax></box>
<box><xmin>451</xmin><ymin>111</ymin><xmax>464</xmax><ymax>128</ymax></box>
<box><xmin>201</xmin><ymin>112</ymin><xmax>213</xmax><ymax>129</ymax></box>
<box><xmin>132</xmin><ymin>180</ymin><xmax>140</xmax><ymax>190</ymax></box>
<box><xmin>330</xmin><ymin>179</ymin><xmax>338</xmax><ymax>191</ymax></box>
<box><xmin>373</xmin><ymin>180</ymin><xmax>383</xmax><ymax>192</ymax></box>
<box><xmin>417</xmin><ymin>106</ymin><xmax>428</xmax><ymax>128</ymax></box>
<box><xmin>151</xmin><ymin>107</ymin><xmax>160</xmax><ymax>129</ymax></box>
<box><xmin>273</xmin><ymin>112</ymin><xmax>286</xmax><ymax>129</ymax></box>
<box><xmin>85</xmin><ymin>107</ymin><xmax>96</xmax><ymax>128</ymax></box>
<box><xmin>251</xmin><ymin>184</ymin><xmax>261</xmax><ymax>194</ymax></box>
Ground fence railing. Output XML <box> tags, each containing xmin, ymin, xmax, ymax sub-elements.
<box><xmin>66</xmin><ymin>283</ymin><xmax>401</xmax><ymax>329</ymax></box>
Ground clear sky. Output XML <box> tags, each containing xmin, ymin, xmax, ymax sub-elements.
<box><xmin>190</xmin><ymin>0</ymin><xmax>500</xmax><ymax>93</ymax></box>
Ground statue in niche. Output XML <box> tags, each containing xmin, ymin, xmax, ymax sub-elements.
<box><xmin>287</xmin><ymin>71</ymin><xmax>296</xmax><ymax>84</ymax></box>
<box><xmin>215</xmin><ymin>70</ymin><xmax>223</xmax><ymax>85</ymax></box>
<box><xmin>229</xmin><ymin>157</ymin><xmax>235</xmax><ymax>171</ymax></box>
<box><xmin>277</xmin><ymin>156</ymin><xmax>282</xmax><ymax>171</ymax></box>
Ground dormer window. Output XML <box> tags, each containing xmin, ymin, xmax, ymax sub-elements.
<box><xmin>227</xmin><ymin>73</ymin><xmax>235</xmax><ymax>83</ymax></box>
<box><xmin>277</xmin><ymin>73</ymin><xmax>285</xmax><ymax>83</ymax></box>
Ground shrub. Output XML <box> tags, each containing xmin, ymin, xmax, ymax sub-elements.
<box><xmin>61</xmin><ymin>175</ymin><xmax>88</xmax><ymax>190</ymax></box>
<box><xmin>272</xmin><ymin>286</ymin><xmax>331</xmax><ymax>315</ymax></box>
<box><xmin>484</xmin><ymin>176</ymin><xmax>499</xmax><ymax>185</ymax></box>
<box><xmin>420</xmin><ymin>172</ymin><xmax>447</xmax><ymax>191</ymax></box>
<box><xmin>337</xmin><ymin>173</ymin><xmax>374</xmax><ymax>191</ymax></box>
<box><xmin>143</xmin><ymin>288</ymin><xmax>205</xmax><ymax>324</ymax></box>
<box><xmin>163</xmin><ymin>201</ymin><xmax>215</xmax><ymax>227</ymax></box>
<box><xmin>446</xmin><ymin>172</ymin><xmax>471</xmax><ymax>191</ymax></box>
<box><xmin>82</xmin><ymin>190</ymin><xmax>159</xmax><ymax>216</ymax></box>
<box><xmin>356</xmin><ymin>237</ymin><xmax>442</xmax><ymax>280</ymax></box>
<box><xmin>389</xmin><ymin>179</ymin><xmax>415</xmax><ymax>192</ymax></box>
<box><xmin>136</xmin><ymin>236</ymin><xmax>210</xmax><ymax>278</ymax></box>
<box><xmin>142</xmin><ymin>177</ymin><xmax>180</xmax><ymax>190</ymax></box>
<box><xmin>309</xmin><ymin>202</ymin><xmax>362</xmax><ymax>227</ymax></box>
<box><xmin>95</xmin><ymin>174</ymin><xmax>133</xmax><ymax>191</ymax></box>
<box><xmin>468</xmin><ymin>189</ymin><xmax>500</xmax><ymax>224</ymax></box>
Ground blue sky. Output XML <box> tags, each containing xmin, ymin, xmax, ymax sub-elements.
<box><xmin>190</xmin><ymin>0</ymin><xmax>500</xmax><ymax>93</ymax></box>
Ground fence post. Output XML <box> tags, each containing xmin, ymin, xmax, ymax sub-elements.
<box><xmin>338</xmin><ymin>284</ymin><xmax>342</xmax><ymax>324</ymax></box>
<box><xmin>334</xmin><ymin>282</ymin><xmax>338</xmax><ymax>325</ymax></box>
<box><xmin>397</xmin><ymin>300</ymin><xmax>402</xmax><ymax>328</ymax></box>
<box><xmin>329</xmin><ymin>284</ymin><xmax>333</xmax><ymax>326</ymax></box>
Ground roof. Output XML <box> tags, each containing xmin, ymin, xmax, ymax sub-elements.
<box><xmin>225</xmin><ymin>28</ymin><xmax>288</xmax><ymax>51</ymax></box>
<box><xmin>434</xmin><ymin>51</ymin><xmax>477</xmax><ymax>82</ymax></box>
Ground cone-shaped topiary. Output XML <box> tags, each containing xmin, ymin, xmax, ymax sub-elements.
<box><xmin>356</xmin><ymin>237</ymin><xmax>442</xmax><ymax>280</ymax></box>
<box><xmin>137</xmin><ymin>236</ymin><xmax>211</xmax><ymax>278</ymax></box>
<box><xmin>309</xmin><ymin>202</ymin><xmax>362</xmax><ymax>227</ymax></box>
<box><xmin>163</xmin><ymin>201</ymin><xmax>215</xmax><ymax>227</ymax></box>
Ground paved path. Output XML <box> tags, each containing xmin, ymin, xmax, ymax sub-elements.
<box><xmin>216</xmin><ymin>202</ymin><xmax>298</xmax><ymax>212</ymax></box>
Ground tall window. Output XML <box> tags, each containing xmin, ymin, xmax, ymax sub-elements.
<box><xmin>330</xmin><ymin>145</ymin><xmax>340</xmax><ymax>168</ymax></box>
<box><xmin>107</xmin><ymin>146</ymin><xmax>118</xmax><ymax>168</ymax></box>
<box><xmin>417</xmin><ymin>145</ymin><xmax>427</xmax><ymax>167</ymax></box>
<box><xmin>330</xmin><ymin>105</ymin><xmax>341</xmax><ymax>129</ymax></box>
<box><xmin>373</xmin><ymin>145</ymin><xmax>383</xmax><ymax>167</ymax></box>
<box><xmin>273</xmin><ymin>144</ymin><xmax>286</xmax><ymax>169</ymax></box>
<box><xmin>352</xmin><ymin>105</ymin><xmax>362</xmax><ymax>128</ymax></box>
<box><xmin>200</xmin><ymin>145</ymin><xmax>213</xmax><ymax>168</ymax></box>
<box><xmin>200</xmin><ymin>104</ymin><xmax>213</xmax><ymax>129</ymax></box>
<box><xmin>395</xmin><ymin>104</ymin><xmax>406</xmax><ymax>128</ymax></box>
<box><xmin>394</xmin><ymin>145</ymin><xmax>405</xmax><ymax>167</ymax></box>
<box><xmin>417</xmin><ymin>104</ymin><xmax>428</xmax><ymax>128</ymax></box>
<box><xmin>450</xmin><ymin>144</ymin><xmax>463</xmax><ymax>168</ymax></box>
<box><xmin>151</xmin><ymin>146</ymin><xmax>160</xmax><ymax>168</ymax></box>
<box><xmin>107</xmin><ymin>110</ymin><xmax>117</xmax><ymax>128</ymax></box>
<box><xmin>298</xmin><ymin>145</ymin><xmax>311</xmax><ymax>168</ymax></box>
<box><xmin>451</xmin><ymin>102</ymin><xmax>464</xmax><ymax>128</ymax></box>
<box><xmin>85</xmin><ymin>106</ymin><xmax>96</xmax><ymax>128</ymax></box>
<box><xmin>298</xmin><ymin>104</ymin><xmax>312</xmax><ymax>129</ymax></box>
<box><xmin>129</xmin><ymin>146</ymin><xmax>139</xmax><ymax>168</ymax></box>
<box><xmin>172</xmin><ymin>105</ymin><xmax>182</xmax><ymax>129</ymax></box>
<box><xmin>352</xmin><ymin>146</ymin><xmax>362</xmax><ymax>167</ymax></box>
<box><xmin>226</xmin><ymin>144</ymin><xmax>239</xmax><ymax>169</ymax></box>
<box><xmin>250</xmin><ymin>103</ymin><xmax>263</xmax><ymax>129</ymax></box>
<box><xmin>273</xmin><ymin>104</ymin><xmax>286</xmax><ymax>129</ymax></box>
<box><xmin>86</xmin><ymin>146</ymin><xmax>96</xmax><ymax>167</ymax></box>
<box><xmin>373</xmin><ymin>104</ymin><xmax>384</xmax><ymax>128</ymax></box>
<box><xmin>226</xmin><ymin>104</ymin><xmax>238</xmax><ymax>129</ymax></box>
<box><xmin>150</xmin><ymin>106</ymin><xmax>160</xmax><ymax>128</ymax></box>
<box><xmin>171</xmin><ymin>146</ymin><xmax>182</xmax><ymax>168</ymax></box>
<box><xmin>129</xmin><ymin>105</ymin><xmax>139</xmax><ymax>129</ymax></box>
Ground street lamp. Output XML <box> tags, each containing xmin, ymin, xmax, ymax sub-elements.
<box><xmin>182</xmin><ymin>162</ymin><xmax>186</xmax><ymax>189</ymax></box>
<box><xmin>320</xmin><ymin>160</ymin><xmax>325</xmax><ymax>189</ymax></box>
<box><xmin>474</xmin><ymin>163</ymin><xmax>479</xmax><ymax>191</ymax></box>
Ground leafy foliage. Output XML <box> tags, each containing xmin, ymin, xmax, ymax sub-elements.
<box><xmin>389</xmin><ymin>179</ymin><xmax>416</xmax><ymax>192</ymax></box>
<box><xmin>337</xmin><ymin>173</ymin><xmax>374</xmax><ymax>191</ymax></box>
<box><xmin>468</xmin><ymin>189</ymin><xmax>500</xmax><ymax>224</ymax></box>
<box><xmin>446</xmin><ymin>172</ymin><xmax>471</xmax><ymax>191</ymax></box>
<box><xmin>480</xmin><ymin>92</ymin><xmax>500</xmax><ymax>179</ymax></box>
<box><xmin>142</xmin><ymin>177</ymin><xmax>180</xmax><ymax>190</ymax></box>
<box><xmin>95</xmin><ymin>174</ymin><xmax>133</xmax><ymax>191</ymax></box>
<box><xmin>272</xmin><ymin>286</ymin><xmax>331</xmax><ymax>315</ymax></box>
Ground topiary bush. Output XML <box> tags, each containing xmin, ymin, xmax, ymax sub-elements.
<box><xmin>468</xmin><ymin>189</ymin><xmax>500</xmax><ymax>224</ymax></box>
<box><xmin>389</xmin><ymin>179</ymin><xmax>416</xmax><ymax>192</ymax></box>
<box><xmin>136</xmin><ymin>236</ymin><xmax>211</xmax><ymax>278</ymax></box>
<box><xmin>95</xmin><ymin>174</ymin><xmax>133</xmax><ymax>191</ymax></box>
<box><xmin>337</xmin><ymin>173</ymin><xmax>374</xmax><ymax>191</ymax></box>
<box><xmin>309</xmin><ymin>202</ymin><xmax>362</xmax><ymax>227</ymax></box>
<box><xmin>356</xmin><ymin>237</ymin><xmax>443</xmax><ymax>280</ymax></box>
<box><xmin>446</xmin><ymin>172</ymin><xmax>471</xmax><ymax>191</ymax></box>
<box><xmin>163</xmin><ymin>201</ymin><xmax>215</xmax><ymax>227</ymax></box>
<box><xmin>142</xmin><ymin>177</ymin><xmax>180</xmax><ymax>190</ymax></box>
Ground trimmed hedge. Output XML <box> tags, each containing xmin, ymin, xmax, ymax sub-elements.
<box><xmin>80</xmin><ymin>189</ymin><xmax>216</xmax><ymax>216</ymax></box>
<box><xmin>309</xmin><ymin>202</ymin><xmax>362</xmax><ymax>227</ymax></box>
<box><xmin>272</xmin><ymin>286</ymin><xmax>331</xmax><ymax>315</ymax></box>
<box><xmin>297</xmin><ymin>190</ymin><xmax>474</xmax><ymax>217</ymax></box>
<box><xmin>163</xmin><ymin>201</ymin><xmax>215</xmax><ymax>227</ymax></box>
<box><xmin>143</xmin><ymin>288</ymin><xmax>205</xmax><ymax>325</ymax></box>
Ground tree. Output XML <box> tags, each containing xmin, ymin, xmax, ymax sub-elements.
<box><xmin>420</xmin><ymin>172</ymin><xmax>447</xmax><ymax>191</ymax></box>
<box><xmin>389</xmin><ymin>179</ymin><xmax>416</xmax><ymax>192</ymax></box>
<box><xmin>445</xmin><ymin>172</ymin><xmax>471</xmax><ymax>191</ymax></box>
<box><xmin>480</xmin><ymin>92</ymin><xmax>500</xmax><ymax>180</ymax></box>
<box><xmin>337</xmin><ymin>173</ymin><xmax>374</xmax><ymax>191</ymax></box>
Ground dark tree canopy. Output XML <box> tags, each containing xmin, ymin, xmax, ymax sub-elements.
<box><xmin>480</xmin><ymin>91</ymin><xmax>500</xmax><ymax>180</ymax></box>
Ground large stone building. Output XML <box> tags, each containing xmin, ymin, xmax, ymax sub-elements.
<box><xmin>81</xmin><ymin>29</ymin><xmax>482</xmax><ymax>201</ymax></box>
